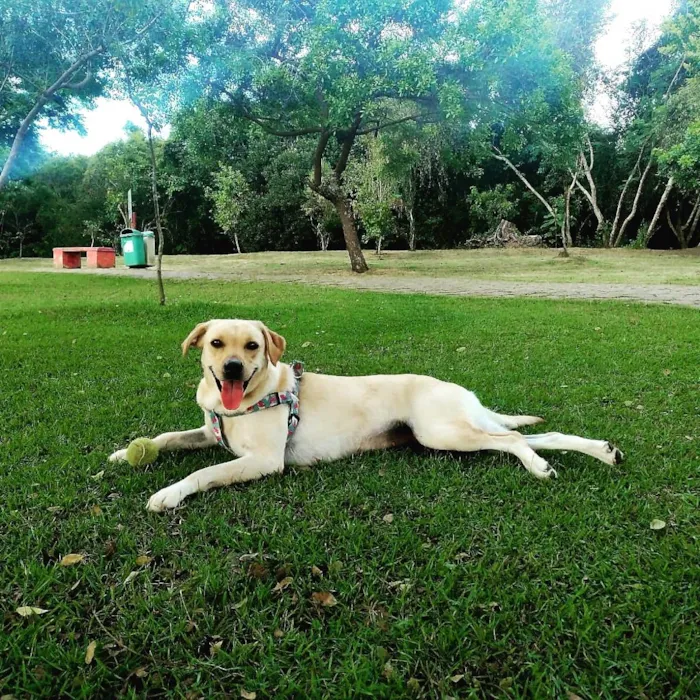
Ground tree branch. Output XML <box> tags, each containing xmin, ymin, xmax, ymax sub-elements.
<box><xmin>334</xmin><ymin>112</ymin><xmax>363</xmax><ymax>178</ymax></box>
<box><xmin>355</xmin><ymin>111</ymin><xmax>437</xmax><ymax>136</ymax></box>
<box><xmin>236</xmin><ymin>108</ymin><xmax>323</xmax><ymax>137</ymax></box>
<box><xmin>312</xmin><ymin>129</ymin><xmax>331</xmax><ymax>188</ymax></box>
<box><xmin>64</xmin><ymin>70</ymin><xmax>92</xmax><ymax>90</ymax></box>
<box><xmin>492</xmin><ymin>146</ymin><xmax>558</xmax><ymax>224</ymax></box>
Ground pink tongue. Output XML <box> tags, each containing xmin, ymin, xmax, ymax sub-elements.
<box><xmin>221</xmin><ymin>380</ymin><xmax>245</xmax><ymax>410</ymax></box>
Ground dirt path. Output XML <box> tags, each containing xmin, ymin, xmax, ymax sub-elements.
<box><xmin>16</xmin><ymin>266</ymin><xmax>700</xmax><ymax>308</ymax></box>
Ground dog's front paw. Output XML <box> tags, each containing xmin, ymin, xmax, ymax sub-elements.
<box><xmin>147</xmin><ymin>481</ymin><xmax>192</xmax><ymax>512</ymax></box>
<box><xmin>109</xmin><ymin>449</ymin><xmax>127</xmax><ymax>463</ymax></box>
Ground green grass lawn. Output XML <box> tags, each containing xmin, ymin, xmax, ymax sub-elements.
<box><xmin>1</xmin><ymin>272</ymin><xmax>698</xmax><ymax>699</ymax></box>
<box><xmin>3</xmin><ymin>246</ymin><xmax>700</xmax><ymax>285</ymax></box>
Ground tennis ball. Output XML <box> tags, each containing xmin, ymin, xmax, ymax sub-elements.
<box><xmin>125</xmin><ymin>438</ymin><xmax>159</xmax><ymax>467</ymax></box>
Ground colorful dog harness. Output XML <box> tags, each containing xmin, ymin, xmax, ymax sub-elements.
<box><xmin>209</xmin><ymin>361</ymin><xmax>304</xmax><ymax>453</ymax></box>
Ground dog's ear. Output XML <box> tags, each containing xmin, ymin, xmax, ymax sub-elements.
<box><xmin>181</xmin><ymin>322</ymin><xmax>210</xmax><ymax>356</ymax></box>
<box><xmin>259</xmin><ymin>323</ymin><xmax>286</xmax><ymax>366</ymax></box>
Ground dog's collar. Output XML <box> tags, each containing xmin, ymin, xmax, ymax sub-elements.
<box><xmin>209</xmin><ymin>361</ymin><xmax>304</xmax><ymax>452</ymax></box>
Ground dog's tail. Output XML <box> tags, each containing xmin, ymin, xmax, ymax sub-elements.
<box><xmin>483</xmin><ymin>409</ymin><xmax>544</xmax><ymax>430</ymax></box>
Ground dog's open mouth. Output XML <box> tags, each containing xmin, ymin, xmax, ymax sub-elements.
<box><xmin>210</xmin><ymin>367</ymin><xmax>257</xmax><ymax>411</ymax></box>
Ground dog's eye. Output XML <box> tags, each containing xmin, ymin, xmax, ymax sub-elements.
<box><xmin>210</xmin><ymin>339</ymin><xmax>224</xmax><ymax>348</ymax></box>
<box><xmin>245</xmin><ymin>341</ymin><xmax>259</xmax><ymax>351</ymax></box>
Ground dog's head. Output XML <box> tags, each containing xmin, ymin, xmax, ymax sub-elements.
<box><xmin>181</xmin><ymin>319</ymin><xmax>286</xmax><ymax>411</ymax></box>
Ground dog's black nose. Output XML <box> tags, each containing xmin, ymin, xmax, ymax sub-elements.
<box><xmin>222</xmin><ymin>358</ymin><xmax>244</xmax><ymax>381</ymax></box>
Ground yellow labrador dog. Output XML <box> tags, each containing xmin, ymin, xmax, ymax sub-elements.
<box><xmin>110</xmin><ymin>319</ymin><xmax>623</xmax><ymax>512</ymax></box>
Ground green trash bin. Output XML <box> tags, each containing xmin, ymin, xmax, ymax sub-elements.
<box><xmin>120</xmin><ymin>229</ymin><xmax>147</xmax><ymax>268</ymax></box>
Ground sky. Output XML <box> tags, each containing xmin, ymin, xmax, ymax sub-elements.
<box><xmin>40</xmin><ymin>0</ymin><xmax>674</xmax><ymax>157</ymax></box>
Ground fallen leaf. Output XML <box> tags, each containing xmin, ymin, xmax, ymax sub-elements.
<box><xmin>328</xmin><ymin>560</ymin><xmax>343</xmax><ymax>575</ymax></box>
<box><xmin>16</xmin><ymin>606</ymin><xmax>48</xmax><ymax>617</ymax></box>
<box><xmin>247</xmin><ymin>563</ymin><xmax>269</xmax><ymax>580</ymax></box>
<box><xmin>407</xmin><ymin>678</ymin><xmax>421</xmax><ymax>694</ymax></box>
<box><xmin>378</xmin><ymin>469</ymin><xmax>386</xmax><ymax>477</ymax></box>
<box><xmin>90</xmin><ymin>470</ymin><xmax>105</xmax><ymax>481</ymax></box>
<box><xmin>240</xmin><ymin>690</ymin><xmax>257</xmax><ymax>699</ymax></box>
<box><xmin>567</xmin><ymin>693</ymin><xmax>584</xmax><ymax>700</ymax></box>
<box><xmin>90</xmin><ymin>505</ymin><xmax>103</xmax><ymax>516</ymax></box>
<box><xmin>650</xmin><ymin>519</ymin><xmax>666</xmax><ymax>531</ymax></box>
<box><xmin>663</xmin><ymin>369</ymin><xmax>671</xmax><ymax>376</ymax></box>
<box><xmin>47</xmin><ymin>506</ymin><xmax>62</xmax><ymax>513</ymax></box>
<box><xmin>210</xmin><ymin>640</ymin><xmax>223</xmax><ymax>656</ymax></box>
<box><xmin>135</xmin><ymin>555</ymin><xmax>152</xmax><ymax>566</ymax></box>
<box><xmin>594</xmin><ymin>326</ymin><xmax>601</xmax><ymax>331</ymax></box>
<box><xmin>311</xmin><ymin>591</ymin><xmax>338</xmax><ymax>606</ymax></box>
<box><xmin>450</xmin><ymin>674</ymin><xmax>465</xmax><ymax>683</ymax></box>
<box><xmin>301</xmin><ymin>341</ymin><xmax>311</xmax><ymax>348</ymax></box>
<box><xmin>232</xmin><ymin>597</ymin><xmax>248</xmax><ymax>610</ymax></box>
<box><xmin>60</xmin><ymin>553</ymin><xmax>84</xmax><ymax>567</ymax></box>
<box><xmin>382</xmin><ymin>513</ymin><xmax>394</xmax><ymax>524</ymax></box>
<box><xmin>85</xmin><ymin>640</ymin><xmax>97</xmax><ymax>665</ymax></box>
<box><xmin>134</xmin><ymin>667</ymin><xmax>148</xmax><ymax>678</ymax></box>
<box><xmin>624</xmin><ymin>401</ymin><xmax>634</xmax><ymax>407</ymax></box>
<box><xmin>455</xmin><ymin>346</ymin><xmax>466</xmax><ymax>353</ymax></box>
<box><xmin>273</xmin><ymin>628</ymin><xmax>284</xmax><ymax>638</ymax></box>
<box><xmin>382</xmin><ymin>662</ymin><xmax>394</xmax><ymax>679</ymax></box>
<box><xmin>311</xmin><ymin>565</ymin><xmax>323</xmax><ymax>578</ymax></box>
<box><xmin>273</xmin><ymin>576</ymin><xmax>293</xmax><ymax>592</ymax></box>
<box><xmin>162</xmin><ymin>372</ymin><xmax>171</xmax><ymax>378</ymax></box>
<box><xmin>123</xmin><ymin>570</ymin><xmax>141</xmax><ymax>585</ymax></box>
<box><xmin>636</xmin><ymin>404</ymin><xmax>644</xmax><ymax>410</ymax></box>
<box><xmin>239</xmin><ymin>552</ymin><xmax>259</xmax><ymax>562</ymax></box>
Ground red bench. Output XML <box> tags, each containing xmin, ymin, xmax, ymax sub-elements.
<box><xmin>53</xmin><ymin>247</ymin><xmax>116</xmax><ymax>269</ymax></box>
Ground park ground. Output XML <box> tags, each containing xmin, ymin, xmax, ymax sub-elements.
<box><xmin>0</xmin><ymin>267</ymin><xmax>698</xmax><ymax>698</ymax></box>
<box><xmin>2</xmin><ymin>247</ymin><xmax>700</xmax><ymax>285</ymax></box>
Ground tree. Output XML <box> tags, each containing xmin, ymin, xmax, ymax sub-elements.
<box><xmin>206</xmin><ymin>166</ymin><xmax>251</xmax><ymax>254</ymax></box>
<box><xmin>302</xmin><ymin>189</ymin><xmax>337</xmax><ymax>251</ymax></box>
<box><xmin>199</xmin><ymin>0</ymin><xmax>580</xmax><ymax>271</ymax></box>
<box><xmin>0</xmin><ymin>0</ymin><xmax>183</xmax><ymax>191</ymax></box>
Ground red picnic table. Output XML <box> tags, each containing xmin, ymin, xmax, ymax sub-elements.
<box><xmin>53</xmin><ymin>247</ymin><xmax>116</xmax><ymax>269</ymax></box>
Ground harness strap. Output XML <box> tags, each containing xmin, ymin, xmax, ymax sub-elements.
<box><xmin>210</xmin><ymin>361</ymin><xmax>304</xmax><ymax>453</ymax></box>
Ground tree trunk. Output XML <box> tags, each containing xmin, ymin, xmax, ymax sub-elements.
<box><xmin>563</xmin><ymin>171</ymin><xmax>576</xmax><ymax>248</ymax></box>
<box><xmin>145</xmin><ymin>122</ymin><xmax>166</xmax><ymax>306</ymax></box>
<box><xmin>645</xmin><ymin>176</ymin><xmax>674</xmax><ymax>246</ymax></box>
<box><xmin>609</xmin><ymin>142</ymin><xmax>650</xmax><ymax>246</ymax></box>
<box><xmin>407</xmin><ymin>207</ymin><xmax>416</xmax><ymax>251</ymax></box>
<box><xmin>335</xmin><ymin>198</ymin><xmax>368</xmax><ymax>273</ymax></box>
<box><xmin>233</xmin><ymin>231</ymin><xmax>241</xmax><ymax>254</ymax></box>
<box><xmin>614</xmin><ymin>156</ymin><xmax>653</xmax><ymax>247</ymax></box>
<box><xmin>376</xmin><ymin>236</ymin><xmax>382</xmax><ymax>256</ymax></box>
<box><xmin>666</xmin><ymin>209</ymin><xmax>687</xmax><ymax>248</ymax></box>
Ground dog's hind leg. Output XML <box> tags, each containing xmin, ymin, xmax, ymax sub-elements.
<box><xmin>522</xmin><ymin>432</ymin><xmax>623</xmax><ymax>466</ymax></box>
<box><xmin>109</xmin><ymin>427</ymin><xmax>216</xmax><ymax>463</ymax></box>
<box><xmin>412</xmin><ymin>419</ymin><xmax>557</xmax><ymax>480</ymax></box>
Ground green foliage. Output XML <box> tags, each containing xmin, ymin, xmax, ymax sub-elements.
<box><xmin>467</xmin><ymin>185</ymin><xmax>518</xmax><ymax>233</ymax></box>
